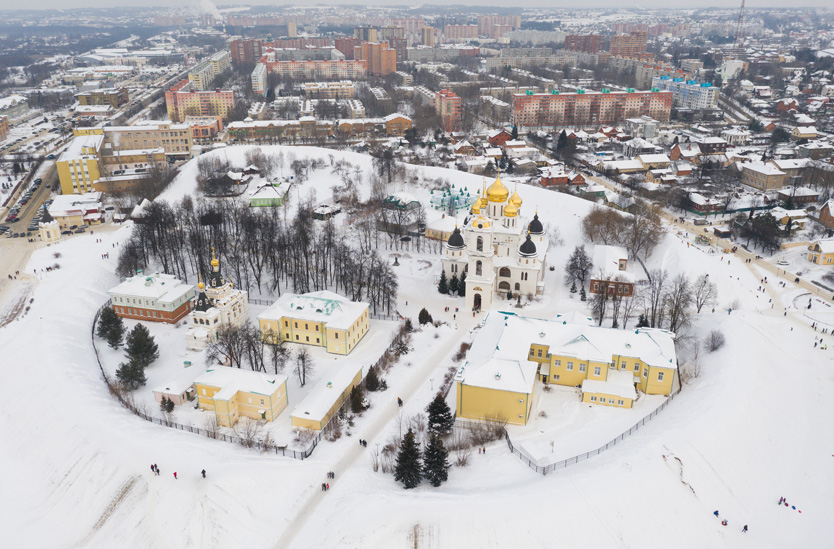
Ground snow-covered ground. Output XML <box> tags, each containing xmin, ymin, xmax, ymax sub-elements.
<box><xmin>1</xmin><ymin>146</ymin><xmax>832</xmax><ymax>548</ymax></box>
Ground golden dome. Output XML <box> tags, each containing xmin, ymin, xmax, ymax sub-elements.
<box><xmin>504</xmin><ymin>202</ymin><xmax>518</xmax><ymax>217</ymax></box>
<box><xmin>471</xmin><ymin>216</ymin><xmax>491</xmax><ymax>229</ymax></box>
<box><xmin>210</xmin><ymin>246</ymin><xmax>219</xmax><ymax>269</ymax></box>
<box><xmin>198</xmin><ymin>274</ymin><xmax>204</xmax><ymax>291</ymax></box>
<box><xmin>486</xmin><ymin>175</ymin><xmax>509</xmax><ymax>203</ymax></box>
<box><xmin>509</xmin><ymin>185</ymin><xmax>523</xmax><ymax>208</ymax></box>
<box><xmin>471</xmin><ymin>190</ymin><xmax>481</xmax><ymax>214</ymax></box>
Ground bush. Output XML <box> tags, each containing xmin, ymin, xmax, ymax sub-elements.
<box><xmin>418</xmin><ymin>308</ymin><xmax>433</xmax><ymax>325</ymax></box>
<box><xmin>452</xmin><ymin>342</ymin><xmax>471</xmax><ymax>362</ymax></box>
<box><xmin>704</xmin><ymin>330</ymin><xmax>726</xmax><ymax>352</ymax></box>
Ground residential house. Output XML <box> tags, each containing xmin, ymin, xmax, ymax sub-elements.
<box><xmin>808</xmin><ymin>239</ymin><xmax>834</xmax><ymax>265</ymax></box>
<box><xmin>195</xmin><ymin>367</ymin><xmax>289</xmax><ymax>427</ymax></box>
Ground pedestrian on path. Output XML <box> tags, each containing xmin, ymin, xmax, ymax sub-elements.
<box><xmin>742</xmin><ymin>525</ymin><xmax>748</xmax><ymax>533</ymax></box>
<box><xmin>201</xmin><ymin>469</ymin><xmax>206</xmax><ymax>478</ymax></box>
<box><xmin>173</xmin><ymin>472</ymin><xmax>178</xmax><ymax>480</ymax></box>
<box><xmin>713</xmin><ymin>510</ymin><xmax>719</xmax><ymax>517</ymax></box>
<box><xmin>326</xmin><ymin>483</ymin><xmax>330</xmax><ymax>491</ymax></box>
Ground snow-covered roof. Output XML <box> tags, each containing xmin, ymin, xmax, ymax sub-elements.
<box><xmin>48</xmin><ymin>192</ymin><xmax>103</xmax><ymax>217</ymax></box>
<box><xmin>290</xmin><ymin>363</ymin><xmax>362</xmax><ymax>424</ymax></box>
<box><xmin>258</xmin><ymin>290</ymin><xmax>368</xmax><ymax>330</ymax></box>
<box><xmin>195</xmin><ymin>366</ymin><xmax>286</xmax><ymax>400</ymax></box>
<box><xmin>153</xmin><ymin>365</ymin><xmax>203</xmax><ymax>397</ymax></box>
<box><xmin>811</xmin><ymin>239</ymin><xmax>834</xmax><ymax>254</ymax></box>
<box><xmin>581</xmin><ymin>369</ymin><xmax>637</xmax><ymax>400</ymax></box>
<box><xmin>742</xmin><ymin>162</ymin><xmax>785</xmax><ymax>176</ymax></box>
<box><xmin>638</xmin><ymin>153</ymin><xmax>671</xmax><ymax>164</ymax></box>
<box><xmin>770</xmin><ymin>158</ymin><xmax>810</xmax><ymax>170</ymax></box>
<box><xmin>108</xmin><ymin>272</ymin><xmax>194</xmax><ymax>304</ymax></box>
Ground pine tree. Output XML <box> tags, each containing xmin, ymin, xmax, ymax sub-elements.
<box><xmin>350</xmin><ymin>385</ymin><xmax>367</xmax><ymax>413</ymax></box>
<box><xmin>458</xmin><ymin>271</ymin><xmax>467</xmax><ymax>297</ymax></box>
<box><xmin>422</xmin><ymin>433</ymin><xmax>450</xmax><ymax>487</ymax></box>
<box><xmin>449</xmin><ymin>273</ymin><xmax>459</xmax><ymax>294</ymax></box>
<box><xmin>510</xmin><ymin>125</ymin><xmax>519</xmax><ymax>140</ymax></box>
<box><xmin>116</xmin><ymin>359</ymin><xmax>147</xmax><ymax>390</ymax></box>
<box><xmin>393</xmin><ymin>428</ymin><xmax>423</xmax><ymax>489</ymax></box>
<box><xmin>438</xmin><ymin>270</ymin><xmax>449</xmax><ymax>294</ymax></box>
<box><xmin>97</xmin><ymin>306</ymin><xmax>125</xmax><ymax>349</ymax></box>
<box><xmin>160</xmin><ymin>396</ymin><xmax>174</xmax><ymax>413</ymax></box>
<box><xmin>404</xmin><ymin>318</ymin><xmax>413</xmax><ymax>332</ymax></box>
<box><xmin>636</xmin><ymin>313</ymin><xmax>650</xmax><ymax>328</ymax></box>
<box><xmin>365</xmin><ymin>365</ymin><xmax>381</xmax><ymax>391</ymax></box>
<box><xmin>426</xmin><ymin>393</ymin><xmax>454</xmax><ymax>435</ymax></box>
<box><xmin>125</xmin><ymin>323</ymin><xmax>159</xmax><ymax>369</ymax></box>
<box><xmin>418</xmin><ymin>308</ymin><xmax>433</xmax><ymax>325</ymax></box>
<box><xmin>580</xmin><ymin>288</ymin><xmax>587</xmax><ymax>302</ymax></box>
<box><xmin>570</xmin><ymin>280</ymin><xmax>577</xmax><ymax>294</ymax></box>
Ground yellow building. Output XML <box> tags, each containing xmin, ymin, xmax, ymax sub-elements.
<box><xmin>455</xmin><ymin>312</ymin><xmax>678</xmax><ymax>424</ymax></box>
<box><xmin>808</xmin><ymin>239</ymin><xmax>834</xmax><ymax>265</ymax></box>
<box><xmin>194</xmin><ymin>366</ymin><xmax>288</xmax><ymax>428</ymax></box>
<box><xmin>291</xmin><ymin>363</ymin><xmax>363</xmax><ymax>430</ymax></box>
<box><xmin>56</xmin><ymin>134</ymin><xmax>103</xmax><ymax>194</ymax></box>
<box><xmin>258</xmin><ymin>290</ymin><xmax>370</xmax><ymax>355</ymax></box>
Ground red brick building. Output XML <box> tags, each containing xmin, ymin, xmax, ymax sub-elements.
<box><xmin>230</xmin><ymin>39</ymin><xmax>264</xmax><ymax>66</ymax></box>
<box><xmin>610</xmin><ymin>31</ymin><xmax>648</xmax><ymax>57</ymax></box>
<box><xmin>564</xmin><ymin>34</ymin><xmax>605</xmax><ymax>54</ymax></box>
<box><xmin>335</xmin><ymin>37</ymin><xmax>361</xmax><ymax>60</ymax></box>
<box><xmin>108</xmin><ymin>272</ymin><xmax>195</xmax><ymax>324</ymax></box>
<box><xmin>435</xmin><ymin>89</ymin><xmax>462</xmax><ymax>133</ymax></box>
<box><xmin>488</xmin><ymin>129</ymin><xmax>512</xmax><ymax>148</ymax></box>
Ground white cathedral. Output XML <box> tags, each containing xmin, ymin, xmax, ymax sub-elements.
<box><xmin>185</xmin><ymin>249</ymin><xmax>249</xmax><ymax>351</ymax></box>
<box><xmin>441</xmin><ymin>175</ymin><xmax>548</xmax><ymax>311</ymax></box>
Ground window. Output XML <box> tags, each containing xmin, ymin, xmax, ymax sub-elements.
<box><xmin>567</xmin><ymin>361</ymin><xmax>573</xmax><ymax>371</ymax></box>
<box><xmin>335</xmin><ymin>333</ymin><xmax>339</xmax><ymax>339</ymax></box>
<box><xmin>305</xmin><ymin>336</ymin><xmax>309</xmax><ymax>342</ymax></box>
<box><xmin>594</xmin><ymin>367</ymin><xmax>601</xmax><ymax>376</ymax></box>
<box><xmin>295</xmin><ymin>335</ymin><xmax>299</xmax><ymax>340</ymax></box>
<box><xmin>658</xmin><ymin>372</ymin><xmax>664</xmax><ymax>382</ymax></box>
<box><xmin>634</xmin><ymin>363</ymin><xmax>640</xmax><ymax>372</ymax></box>
<box><xmin>305</xmin><ymin>323</ymin><xmax>308</xmax><ymax>330</ymax></box>
<box><xmin>260</xmin><ymin>399</ymin><xmax>265</xmax><ymax>405</ymax></box>
<box><xmin>537</xmin><ymin>349</ymin><xmax>542</xmax><ymax>358</ymax></box>
<box><xmin>476</xmin><ymin>236</ymin><xmax>483</xmax><ymax>251</ymax></box>
<box><xmin>316</xmin><ymin>325</ymin><xmax>319</xmax><ymax>331</ymax></box>
<box><xmin>552</xmin><ymin>374</ymin><xmax>560</xmax><ymax>381</ymax></box>
<box><xmin>476</xmin><ymin>260</ymin><xmax>483</xmax><ymax>276</ymax></box>
<box><xmin>609</xmin><ymin>399</ymin><xmax>615</xmax><ymax>404</ymax></box>
<box><xmin>579</xmin><ymin>363</ymin><xmax>586</xmax><ymax>372</ymax></box>
<box><xmin>529</xmin><ymin>348</ymin><xmax>535</xmax><ymax>356</ymax></box>
<box><xmin>643</xmin><ymin>368</ymin><xmax>648</xmax><ymax>377</ymax></box>
<box><xmin>617</xmin><ymin>400</ymin><xmax>624</xmax><ymax>406</ymax></box>
<box><xmin>316</xmin><ymin>338</ymin><xmax>320</xmax><ymax>343</ymax></box>
<box><xmin>554</xmin><ymin>360</ymin><xmax>561</xmax><ymax>367</ymax></box>
<box><xmin>621</xmin><ymin>361</ymin><xmax>626</xmax><ymax>369</ymax></box>
<box><xmin>590</xmin><ymin>396</ymin><xmax>597</xmax><ymax>402</ymax></box>
<box><xmin>294</xmin><ymin>322</ymin><xmax>298</xmax><ymax>328</ymax></box>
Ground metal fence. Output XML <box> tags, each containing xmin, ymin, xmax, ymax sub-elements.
<box><xmin>91</xmin><ymin>300</ymin><xmax>405</xmax><ymax>461</ymax></box>
<box><xmin>504</xmin><ymin>388</ymin><xmax>682</xmax><ymax>475</ymax></box>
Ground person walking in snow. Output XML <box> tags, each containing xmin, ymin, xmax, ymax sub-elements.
<box><xmin>326</xmin><ymin>483</ymin><xmax>330</xmax><ymax>491</ymax></box>
<box><xmin>151</xmin><ymin>464</ymin><xmax>155</xmax><ymax>473</ymax></box>
<box><xmin>721</xmin><ymin>519</ymin><xmax>728</xmax><ymax>526</ymax></box>
<box><xmin>713</xmin><ymin>510</ymin><xmax>720</xmax><ymax>517</ymax></box>
<box><xmin>742</xmin><ymin>525</ymin><xmax>748</xmax><ymax>533</ymax></box>
<box><xmin>173</xmin><ymin>472</ymin><xmax>177</xmax><ymax>480</ymax></box>
<box><xmin>201</xmin><ymin>469</ymin><xmax>206</xmax><ymax>478</ymax></box>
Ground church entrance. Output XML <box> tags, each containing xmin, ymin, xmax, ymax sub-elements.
<box><xmin>473</xmin><ymin>293</ymin><xmax>481</xmax><ymax>310</ymax></box>
<box><xmin>498</xmin><ymin>281</ymin><xmax>511</xmax><ymax>293</ymax></box>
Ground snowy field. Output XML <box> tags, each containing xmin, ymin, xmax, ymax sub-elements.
<box><xmin>0</xmin><ymin>146</ymin><xmax>832</xmax><ymax>548</ymax></box>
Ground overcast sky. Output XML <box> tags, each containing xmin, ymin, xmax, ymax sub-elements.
<box><xmin>1</xmin><ymin>1</ymin><xmax>832</xmax><ymax>12</ymax></box>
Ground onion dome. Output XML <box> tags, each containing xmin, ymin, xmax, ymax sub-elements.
<box><xmin>208</xmin><ymin>247</ymin><xmax>223</xmax><ymax>288</ymax></box>
<box><xmin>486</xmin><ymin>174</ymin><xmax>509</xmax><ymax>203</ymax></box>
<box><xmin>194</xmin><ymin>276</ymin><xmax>211</xmax><ymax>312</ymax></box>
<box><xmin>504</xmin><ymin>201</ymin><xmax>518</xmax><ymax>218</ymax></box>
<box><xmin>509</xmin><ymin>185</ymin><xmax>523</xmax><ymax>208</ymax></box>
<box><xmin>519</xmin><ymin>233</ymin><xmax>537</xmax><ymax>257</ymax></box>
<box><xmin>471</xmin><ymin>216</ymin><xmax>491</xmax><ymax>230</ymax></box>
<box><xmin>447</xmin><ymin>226</ymin><xmax>465</xmax><ymax>249</ymax></box>
<box><xmin>40</xmin><ymin>205</ymin><xmax>54</xmax><ymax>224</ymax></box>
<box><xmin>528</xmin><ymin>213</ymin><xmax>544</xmax><ymax>235</ymax></box>
<box><xmin>471</xmin><ymin>190</ymin><xmax>481</xmax><ymax>214</ymax></box>
<box><xmin>210</xmin><ymin>246</ymin><xmax>219</xmax><ymax>269</ymax></box>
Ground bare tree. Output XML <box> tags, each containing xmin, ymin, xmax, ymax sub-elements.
<box><xmin>590</xmin><ymin>278</ymin><xmax>610</xmax><ymax>326</ymax></box>
<box><xmin>621</xmin><ymin>286</ymin><xmax>639</xmax><ymax>329</ymax></box>
<box><xmin>234</xmin><ymin>417</ymin><xmax>263</xmax><ymax>448</ymax></box>
<box><xmin>693</xmin><ymin>274</ymin><xmax>718</xmax><ymax>313</ymax></box>
<box><xmin>645</xmin><ymin>269</ymin><xmax>669</xmax><ymax>328</ymax></box>
<box><xmin>206</xmin><ymin>324</ymin><xmax>249</xmax><ymax>368</ymax></box>
<box><xmin>293</xmin><ymin>347</ymin><xmax>315</xmax><ymax>387</ymax></box>
<box><xmin>203</xmin><ymin>414</ymin><xmax>220</xmax><ymax>439</ymax></box>
<box><xmin>704</xmin><ymin>330</ymin><xmax>726</xmax><ymax>352</ymax></box>
<box><xmin>664</xmin><ymin>274</ymin><xmax>694</xmax><ymax>333</ymax></box>
<box><xmin>565</xmin><ymin>245</ymin><xmax>592</xmax><ymax>288</ymax></box>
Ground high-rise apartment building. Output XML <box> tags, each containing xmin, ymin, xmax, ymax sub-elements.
<box><xmin>564</xmin><ymin>34</ymin><xmax>605</xmax><ymax>54</ymax></box>
<box><xmin>510</xmin><ymin>89</ymin><xmax>672</xmax><ymax>129</ymax></box>
<box><xmin>188</xmin><ymin>51</ymin><xmax>231</xmax><ymax>90</ymax></box>
<box><xmin>230</xmin><ymin>39</ymin><xmax>264</xmax><ymax>66</ymax></box>
<box><xmin>477</xmin><ymin>15</ymin><xmax>521</xmax><ymax>36</ymax></box>
<box><xmin>379</xmin><ymin>26</ymin><xmax>404</xmax><ymax>40</ymax></box>
<box><xmin>651</xmin><ymin>77</ymin><xmax>718</xmax><ymax>110</ymax></box>
<box><xmin>387</xmin><ymin>38</ymin><xmax>408</xmax><ymax>63</ymax></box>
<box><xmin>335</xmin><ymin>37</ymin><xmax>362</xmax><ymax>60</ymax></box>
<box><xmin>435</xmin><ymin>89</ymin><xmax>462</xmax><ymax>133</ymax></box>
<box><xmin>353</xmin><ymin>42</ymin><xmax>397</xmax><ymax>76</ymax></box>
<box><xmin>166</xmin><ymin>80</ymin><xmax>236</xmax><ymax>122</ymax></box>
<box><xmin>422</xmin><ymin>27</ymin><xmax>436</xmax><ymax>47</ymax></box>
<box><xmin>76</xmin><ymin>87</ymin><xmax>129</xmax><ymax>108</ymax></box>
<box><xmin>610</xmin><ymin>31</ymin><xmax>648</xmax><ymax>58</ymax></box>
<box><xmin>354</xmin><ymin>27</ymin><xmax>378</xmax><ymax>42</ymax></box>
<box><xmin>444</xmin><ymin>25</ymin><xmax>478</xmax><ymax>41</ymax></box>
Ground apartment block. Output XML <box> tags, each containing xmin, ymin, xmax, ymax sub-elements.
<box><xmin>741</xmin><ymin>162</ymin><xmax>786</xmax><ymax>191</ymax></box>
<box><xmin>444</xmin><ymin>24</ymin><xmax>478</xmax><ymax>41</ymax></box>
<box><xmin>636</xmin><ymin>63</ymin><xmax>692</xmax><ymax>89</ymax></box>
<box><xmin>511</xmin><ymin>89</ymin><xmax>672</xmax><ymax>129</ymax></box>
<box><xmin>56</xmin><ymin>134</ymin><xmax>104</xmax><ymax>194</ymax></box>
<box><xmin>354</xmin><ymin>42</ymin><xmax>396</xmax><ymax>76</ymax></box>
<box><xmin>379</xmin><ymin>26</ymin><xmax>405</xmax><ymax>40</ymax></box>
<box><xmin>435</xmin><ymin>89</ymin><xmax>462</xmax><ymax>133</ymax></box>
<box><xmin>422</xmin><ymin>26</ymin><xmax>436</xmax><ymax>47</ymax></box>
<box><xmin>477</xmin><ymin>15</ymin><xmax>521</xmax><ymax>36</ymax></box>
<box><xmin>651</xmin><ymin>76</ymin><xmax>717</xmax><ymax>110</ymax></box>
<box><xmin>335</xmin><ymin>37</ymin><xmax>361</xmax><ymax>60</ymax></box>
<box><xmin>76</xmin><ymin>87</ymin><xmax>129</xmax><ymax>108</ymax></box>
<box><xmin>564</xmin><ymin>34</ymin><xmax>605</xmax><ymax>54</ymax></box>
<box><xmin>166</xmin><ymin>80</ymin><xmax>235</xmax><ymax>122</ymax></box>
<box><xmin>230</xmin><ymin>39</ymin><xmax>264</xmax><ymax>65</ymax></box>
<box><xmin>252</xmin><ymin>60</ymin><xmax>367</xmax><ymax>94</ymax></box>
<box><xmin>610</xmin><ymin>31</ymin><xmax>648</xmax><ymax>57</ymax></box>
<box><xmin>302</xmin><ymin>81</ymin><xmax>355</xmax><ymax>99</ymax></box>
<box><xmin>354</xmin><ymin>27</ymin><xmax>378</xmax><ymax>42</ymax></box>
<box><xmin>188</xmin><ymin>51</ymin><xmax>231</xmax><ymax>91</ymax></box>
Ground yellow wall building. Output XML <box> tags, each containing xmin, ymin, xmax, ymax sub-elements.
<box><xmin>808</xmin><ymin>239</ymin><xmax>834</xmax><ymax>265</ymax></box>
<box><xmin>455</xmin><ymin>312</ymin><xmax>678</xmax><ymax>424</ymax></box>
<box><xmin>194</xmin><ymin>367</ymin><xmax>288</xmax><ymax>428</ymax></box>
<box><xmin>290</xmin><ymin>363</ymin><xmax>363</xmax><ymax>430</ymax></box>
<box><xmin>258</xmin><ymin>290</ymin><xmax>370</xmax><ymax>355</ymax></box>
<box><xmin>56</xmin><ymin>134</ymin><xmax>103</xmax><ymax>194</ymax></box>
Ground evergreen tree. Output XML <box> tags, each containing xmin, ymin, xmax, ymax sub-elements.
<box><xmin>458</xmin><ymin>271</ymin><xmax>467</xmax><ymax>297</ymax></box>
<box><xmin>449</xmin><ymin>273</ymin><xmax>459</xmax><ymax>294</ymax></box>
<box><xmin>393</xmin><ymin>428</ymin><xmax>423</xmax><ymax>489</ymax></box>
<box><xmin>636</xmin><ymin>313</ymin><xmax>650</xmax><ymax>328</ymax></box>
<box><xmin>426</xmin><ymin>393</ymin><xmax>454</xmax><ymax>435</ymax></box>
<box><xmin>350</xmin><ymin>385</ymin><xmax>367</xmax><ymax>413</ymax></box>
<box><xmin>570</xmin><ymin>280</ymin><xmax>577</xmax><ymax>294</ymax></box>
<box><xmin>510</xmin><ymin>126</ymin><xmax>519</xmax><ymax>140</ymax></box>
<box><xmin>97</xmin><ymin>306</ymin><xmax>125</xmax><ymax>349</ymax></box>
<box><xmin>116</xmin><ymin>359</ymin><xmax>147</xmax><ymax>390</ymax></box>
<box><xmin>422</xmin><ymin>433</ymin><xmax>450</xmax><ymax>487</ymax></box>
<box><xmin>437</xmin><ymin>270</ymin><xmax>449</xmax><ymax>294</ymax></box>
<box><xmin>160</xmin><ymin>396</ymin><xmax>174</xmax><ymax>413</ymax></box>
<box><xmin>580</xmin><ymin>288</ymin><xmax>587</xmax><ymax>302</ymax></box>
<box><xmin>404</xmin><ymin>318</ymin><xmax>413</xmax><ymax>332</ymax></box>
<box><xmin>365</xmin><ymin>365</ymin><xmax>381</xmax><ymax>391</ymax></box>
<box><xmin>556</xmin><ymin>129</ymin><xmax>568</xmax><ymax>151</ymax></box>
<box><xmin>418</xmin><ymin>308</ymin><xmax>433</xmax><ymax>325</ymax></box>
<box><xmin>125</xmin><ymin>323</ymin><xmax>159</xmax><ymax>369</ymax></box>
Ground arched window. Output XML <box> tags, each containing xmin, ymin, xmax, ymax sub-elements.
<box><xmin>515</xmin><ymin>282</ymin><xmax>520</xmax><ymax>291</ymax></box>
<box><xmin>499</xmin><ymin>267</ymin><xmax>511</xmax><ymax>278</ymax></box>
<box><xmin>476</xmin><ymin>260</ymin><xmax>483</xmax><ymax>276</ymax></box>
<box><xmin>476</xmin><ymin>236</ymin><xmax>483</xmax><ymax>251</ymax></box>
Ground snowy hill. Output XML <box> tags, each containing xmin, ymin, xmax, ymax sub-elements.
<box><xmin>0</xmin><ymin>146</ymin><xmax>832</xmax><ymax>548</ymax></box>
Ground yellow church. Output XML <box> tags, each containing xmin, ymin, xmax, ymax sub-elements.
<box><xmin>455</xmin><ymin>312</ymin><xmax>678</xmax><ymax>425</ymax></box>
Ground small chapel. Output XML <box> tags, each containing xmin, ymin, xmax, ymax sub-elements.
<box><xmin>441</xmin><ymin>175</ymin><xmax>548</xmax><ymax>311</ymax></box>
<box><xmin>185</xmin><ymin>248</ymin><xmax>249</xmax><ymax>351</ymax></box>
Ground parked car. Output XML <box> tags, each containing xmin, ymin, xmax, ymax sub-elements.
<box><xmin>776</xmin><ymin>260</ymin><xmax>789</xmax><ymax>266</ymax></box>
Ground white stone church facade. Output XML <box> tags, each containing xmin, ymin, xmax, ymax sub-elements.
<box><xmin>441</xmin><ymin>176</ymin><xmax>547</xmax><ymax>311</ymax></box>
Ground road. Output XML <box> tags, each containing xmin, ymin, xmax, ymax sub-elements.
<box><xmin>274</xmin><ymin>313</ymin><xmax>480</xmax><ymax>549</ymax></box>
<box><xmin>583</xmin><ymin>171</ymin><xmax>834</xmax><ymax>305</ymax></box>
<box><xmin>1</xmin><ymin>161</ymin><xmax>57</xmax><ymax>234</ymax></box>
